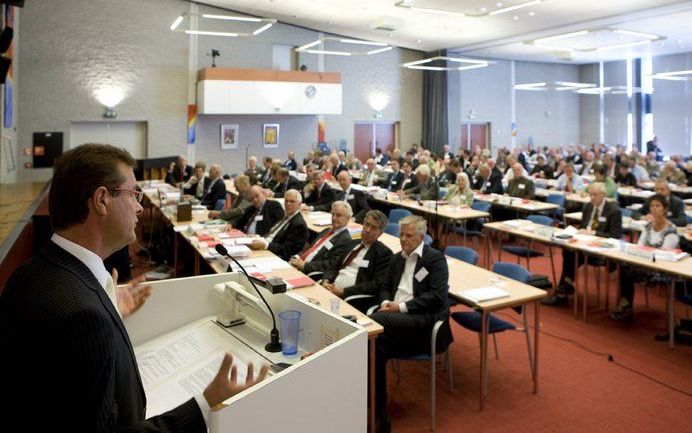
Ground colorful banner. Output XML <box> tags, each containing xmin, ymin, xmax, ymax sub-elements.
<box><xmin>511</xmin><ymin>122</ymin><xmax>517</xmax><ymax>137</ymax></box>
<box><xmin>3</xmin><ymin>6</ymin><xmax>14</xmax><ymax>129</ymax></box>
<box><xmin>187</xmin><ymin>104</ymin><xmax>197</xmax><ymax>144</ymax></box>
<box><xmin>317</xmin><ymin>119</ymin><xmax>325</xmax><ymax>144</ymax></box>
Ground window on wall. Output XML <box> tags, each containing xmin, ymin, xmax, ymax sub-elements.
<box><xmin>272</xmin><ymin>44</ymin><xmax>294</xmax><ymax>71</ymax></box>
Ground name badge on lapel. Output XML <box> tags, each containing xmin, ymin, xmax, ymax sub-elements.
<box><xmin>347</xmin><ymin>194</ymin><xmax>355</xmax><ymax>200</ymax></box>
<box><xmin>415</xmin><ymin>267</ymin><xmax>429</xmax><ymax>282</ymax></box>
<box><xmin>359</xmin><ymin>260</ymin><xmax>369</xmax><ymax>268</ymax></box>
<box><xmin>518</xmin><ymin>184</ymin><xmax>526</xmax><ymax>189</ymax></box>
<box><xmin>324</xmin><ymin>241</ymin><xmax>333</xmax><ymax>250</ymax></box>
<box><xmin>598</xmin><ymin>217</ymin><xmax>606</xmax><ymax>222</ymax></box>
<box><xmin>255</xmin><ymin>215</ymin><xmax>264</xmax><ymax>221</ymax></box>
<box><xmin>391</xmin><ymin>181</ymin><xmax>397</xmax><ymax>185</ymax></box>
<box><xmin>666</xmin><ymin>211</ymin><xmax>672</xmax><ymax>217</ymax></box>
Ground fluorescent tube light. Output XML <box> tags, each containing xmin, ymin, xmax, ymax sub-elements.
<box><xmin>306</xmin><ymin>49</ymin><xmax>352</xmax><ymax>56</ymax></box>
<box><xmin>202</xmin><ymin>14</ymin><xmax>262</xmax><ymax>22</ymax></box>
<box><xmin>613</xmin><ymin>29</ymin><xmax>659</xmax><ymax>40</ymax></box>
<box><xmin>253</xmin><ymin>23</ymin><xmax>272</xmax><ymax>35</ymax></box>
<box><xmin>555</xmin><ymin>81</ymin><xmax>594</xmax><ymax>88</ymax></box>
<box><xmin>407</xmin><ymin>66</ymin><xmax>449</xmax><ymax>71</ymax></box>
<box><xmin>367</xmin><ymin>46</ymin><xmax>394</xmax><ymax>55</ymax></box>
<box><xmin>170</xmin><ymin>15</ymin><xmax>184</xmax><ymax>31</ymax></box>
<box><xmin>535</xmin><ymin>30</ymin><xmax>589</xmax><ymax>43</ymax></box>
<box><xmin>296</xmin><ymin>40</ymin><xmax>322</xmax><ymax>51</ymax></box>
<box><xmin>340</xmin><ymin>39</ymin><xmax>388</xmax><ymax>46</ymax></box>
<box><xmin>185</xmin><ymin>30</ymin><xmax>238</xmax><ymax>37</ymax></box>
<box><xmin>408</xmin><ymin>6</ymin><xmax>465</xmax><ymax>17</ymax></box>
<box><xmin>489</xmin><ymin>0</ymin><xmax>541</xmax><ymax>16</ymax></box>
<box><xmin>458</xmin><ymin>63</ymin><xmax>488</xmax><ymax>71</ymax></box>
<box><xmin>656</xmin><ymin>69</ymin><xmax>692</xmax><ymax>76</ymax></box>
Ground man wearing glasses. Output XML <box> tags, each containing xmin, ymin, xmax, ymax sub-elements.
<box><xmin>0</xmin><ymin>144</ymin><xmax>267</xmax><ymax>432</ymax></box>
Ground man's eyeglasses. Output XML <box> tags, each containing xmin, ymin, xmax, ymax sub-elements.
<box><xmin>110</xmin><ymin>187</ymin><xmax>144</xmax><ymax>203</ymax></box>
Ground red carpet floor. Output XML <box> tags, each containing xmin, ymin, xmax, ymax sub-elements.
<box><xmin>388</xmin><ymin>239</ymin><xmax>692</xmax><ymax>433</ymax></box>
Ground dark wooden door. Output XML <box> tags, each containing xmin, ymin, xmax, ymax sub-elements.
<box><xmin>354</xmin><ymin>124</ymin><xmax>373</xmax><ymax>162</ymax></box>
<box><xmin>374</xmin><ymin>123</ymin><xmax>395</xmax><ymax>156</ymax></box>
<box><xmin>461</xmin><ymin>123</ymin><xmax>489</xmax><ymax>152</ymax></box>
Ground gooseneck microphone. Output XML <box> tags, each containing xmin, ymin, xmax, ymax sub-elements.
<box><xmin>215</xmin><ymin>244</ymin><xmax>282</xmax><ymax>353</ymax></box>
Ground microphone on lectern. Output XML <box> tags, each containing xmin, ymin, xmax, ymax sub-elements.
<box><xmin>215</xmin><ymin>244</ymin><xmax>282</xmax><ymax>353</ymax></box>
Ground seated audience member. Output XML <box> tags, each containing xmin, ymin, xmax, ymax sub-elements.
<box><xmin>589</xmin><ymin>164</ymin><xmax>616</xmax><ymax>198</ymax></box>
<box><xmin>643</xmin><ymin>152</ymin><xmax>660</xmax><ymax>178</ymax></box>
<box><xmin>330</xmin><ymin>154</ymin><xmax>348</xmax><ymax>178</ymax></box>
<box><xmin>501</xmin><ymin>155</ymin><xmax>527</xmax><ymax>184</ymax></box>
<box><xmin>383</xmin><ymin>159</ymin><xmax>405</xmax><ymax>192</ymax></box>
<box><xmin>289</xmin><ymin>201</ymin><xmax>353</xmax><ymax>274</ymax></box>
<box><xmin>445</xmin><ymin>172</ymin><xmax>474</xmax><ymax>206</ymax></box>
<box><xmin>630</xmin><ymin>156</ymin><xmax>650</xmax><ymax>182</ymax></box>
<box><xmin>473</xmin><ymin>164</ymin><xmax>503</xmax><ymax>194</ymax></box>
<box><xmin>603</xmin><ymin>154</ymin><xmax>616</xmax><ymax>178</ymax></box>
<box><xmin>659</xmin><ymin>161</ymin><xmax>686</xmax><ymax>185</ymax></box>
<box><xmin>556</xmin><ymin>162</ymin><xmax>585</xmax><ymax>193</ymax></box>
<box><xmin>400</xmin><ymin>160</ymin><xmax>418</xmax><ymax>191</ymax></box>
<box><xmin>303</xmin><ymin>151</ymin><xmax>315</xmax><ymax>167</ymax></box>
<box><xmin>403</xmin><ymin>151</ymin><xmax>419</xmax><ymax>170</ymax></box>
<box><xmin>323</xmin><ymin>210</ymin><xmax>393</xmax><ymax>311</ymax></box>
<box><xmin>579</xmin><ymin>151</ymin><xmax>596</xmax><ymax>175</ymax></box>
<box><xmin>437</xmin><ymin>159</ymin><xmax>459</xmax><ymax>187</ymax></box>
<box><xmin>507</xmin><ymin>163</ymin><xmax>535</xmax><ymax>199</ymax></box>
<box><xmin>182</xmin><ymin>162</ymin><xmax>208</xmax><ymax>200</ymax></box>
<box><xmin>614</xmin><ymin>162</ymin><xmax>638</xmax><ymax>187</ymax></box>
<box><xmin>165</xmin><ymin>154</ymin><xmax>193</xmax><ymax>185</ymax></box>
<box><xmin>370</xmin><ymin>215</ymin><xmax>452</xmax><ymax>433</ymax></box>
<box><xmin>271</xmin><ymin>167</ymin><xmax>302</xmax><ymax>198</ymax></box>
<box><xmin>336</xmin><ymin>171</ymin><xmax>369</xmax><ymax>224</ymax></box>
<box><xmin>303</xmin><ymin>170</ymin><xmax>337</xmax><ymax>212</ymax></box>
<box><xmin>200</xmin><ymin>164</ymin><xmax>227</xmax><ymax>209</ymax></box>
<box><xmin>209</xmin><ymin>175</ymin><xmax>252</xmax><ymax>225</ymax></box>
<box><xmin>611</xmin><ymin>194</ymin><xmax>680</xmax><ymax>320</ymax></box>
<box><xmin>302</xmin><ymin>163</ymin><xmax>316</xmax><ymax>195</ymax></box>
<box><xmin>531</xmin><ymin>155</ymin><xmax>554</xmax><ymax>179</ymax></box>
<box><xmin>346</xmin><ymin>153</ymin><xmax>362</xmax><ymax>170</ymax></box>
<box><xmin>543</xmin><ymin>182</ymin><xmax>622</xmax><ymax>305</ymax></box>
<box><xmin>283</xmin><ymin>151</ymin><xmax>298</xmax><ymax>171</ymax></box>
<box><xmin>249</xmin><ymin>189</ymin><xmax>309</xmax><ymax>260</ymax></box>
<box><xmin>360</xmin><ymin>159</ymin><xmax>381</xmax><ymax>187</ymax></box>
<box><xmin>374</xmin><ymin>148</ymin><xmax>388</xmax><ymax>165</ymax></box>
<box><xmin>636</xmin><ymin>179</ymin><xmax>687</xmax><ymax>227</ymax></box>
<box><xmin>259</xmin><ymin>156</ymin><xmax>274</xmax><ymax>186</ymax></box>
<box><xmin>231</xmin><ymin>185</ymin><xmax>284</xmax><ymax>236</ymax></box>
<box><xmin>245</xmin><ymin>156</ymin><xmax>263</xmax><ymax>185</ymax></box>
<box><xmin>401</xmin><ymin>164</ymin><xmax>439</xmax><ymax>200</ymax></box>
<box><xmin>441</xmin><ymin>144</ymin><xmax>454</xmax><ymax>160</ymax></box>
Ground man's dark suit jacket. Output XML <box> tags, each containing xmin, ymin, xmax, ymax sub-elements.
<box><xmin>305</xmin><ymin>183</ymin><xmax>337</xmax><ymax>212</ymax></box>
<box><xmin>302</xmin><ymin>228</ymin><xmax>352</xmax><ymax>275</ymax></box>
<box><xmin>200</xmin><ymin>178</ymin><xmax>227</xmax><ymax>209</ymax></box>
<box><xmin>580</xmin><ymin>201</ymin><xmax>623</xmax><ymax>239</ymax></box>
<box><xmin>245</xmin><ymin>166</ymin><xmax>263</xmax><ymax>185</ymax></box>
<box><xmin>283</xmin><ymin>159</ymin><xmax>298</xmax><ymax>171</ymax></box>
<box><xmin>166</xmin><ymin>164</ymin><xmax>193</xmax><ymax>185</ymax></box>
<box><xmin>268</xmin><ymin>213</ymin><xmax>310</xmax><ymax>260</ymax></box>
<box><xmin>530</xmin><ymin>164</ymin><xmax>554</xmax><ymax>179</ymax></box>
<box><xmin>332</xmin><ymin>162</ymin><xmax>348</xmax><ymax>178</ymax></box>
<box><xmin>400</xmin><ymin>173</ymin><xmax>418</xmax><ymax>191</ymax></box>
<box><xmin>639</xmin><ymin>194</ymin><xmax>687</xmax><ymax>227</ymax></box>
<box><xmin>378</xmin><ymin>245</ymin><xmax>452</xmax><ymax>346</ymax></box>
<box><xmin>325</xmin><ymin>239</ymin><xmax>393</xmax><ymax>298</ymax></box>
<box><xmin>337</xmin><ymin>188</ymin><xmax>369</xmax><ymax>224</ymax></box>
<box><xmin>272</xmin><ymin>176</ymin><xmax>302</xmax><ymax>198</ymax></box>
<box><xmin>0</xmin><ymin>242</ymin><xmax>205</xmax><ymax>432</ymax></box>
<box><xmin>473</xmin><ymin>173</ymin><xmax>503</xmax><ymax>194</ymax></box>
<box><xmin>507</xmin><ymin>177</ymin><xmax>535</xmax><ymax>199</ymax></box>
<box><xmin>260</xmin><ymin>167</ymin><xmax>273</xmax><ymax>186</ymax></box>
<box><xmin>405</xmin><ymin>177</ymin><xmax>439</xmax><ymax>200</ymax></box>
<box><xmin>236</xmin><ymin>199</ymin><xmax>285</xmax><ymax>236</ymax></box>
<box><xmin>384</xmin><ymin>170</ymin><xmax>405</xmax><ymax>191</ymax></box>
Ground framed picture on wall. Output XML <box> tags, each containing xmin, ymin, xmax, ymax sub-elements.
<box><xmin>220</xmin><ymin>124</ymin><xmax>239</xmax><ymax>150</ymax></box>
<box><xmin>262</xmin><ymin>124</ymin><xmax>279</xmax><ymax>148</ymax></box>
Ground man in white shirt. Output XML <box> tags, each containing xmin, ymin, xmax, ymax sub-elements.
<box><xmin>0</xmin><ymin>144</ymin><xmax>267</xmax><ymax>432</ymax></box>
<box><xmin>556</xmin><ymin>163</ymin><xmax>585</xmax><ymax>193</ymax></box>
<box><xmin>360</xmin><ymin>158</ymin><xmax>380</xmax><ymax>187</ymax></box>
<box><xmin>369</xmin><ymin>215</ymin><xmax>451</xmax><ymax>433</ymax></box>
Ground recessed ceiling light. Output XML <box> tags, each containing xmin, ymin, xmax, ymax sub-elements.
<box><xmin>480</xmin><ymin>7</ymin><xmax>487</xmax><ymax>12</ymax></box>
<box><xmin>529</xmin><ymin>12</ymin><xmax>535</xmax><ymax>16</ymax></box>
<box><xmin>496</xmin><ymin>2</ymin><xmax>503</xmax><ymax>7</ymax></box>
<box><xmin>417</xmin><ymin>39</ymin><xmax>422</xmax><ymax>43</ymax></box>
<box><xmin>490</xmin><ymin>0</ymin><xmax>541</xmax><ymax>16</ymax></box>
<box><xmin>513</xmin><ymin>15</ymin><xmax>519</xmax><ymax>20</ymax></box>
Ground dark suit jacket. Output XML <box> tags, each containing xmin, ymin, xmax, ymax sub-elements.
<box><xmin>332</xmin><ymin>163</ymin><xmax>348</xmax><ymax>178</ymax></box>
<box><xmin>268</xmin><ymin>213</ymin><xmax>310</xmax><ymax>261</ymax></box>
<box><xmin>384</xmin><ymin>170</ymin><xmax>405</xmax><ymax>191</ymax></box>
<box><xmin>165</xmin><ymin>164</ymin><xmax>193</xmax><ymax>185</ymax></box>
<box><xmin>302</xmin><ymin>228</ymin><xmax>352</xmax><ymax>275</ymax></box>
<box><xmin>305</xmin><ymin>183</ymin><xmax>337</xmax><ymax>212</ymax></box>
<box><xmin>200</xmin><ymin>178</ymin><xmax>227</xmax><ymax>209</ymax></box>
<box><xmin>378</xmin><ymin>245</ymin><xmax>452</xmax><ymax>347</ymax></box>
<box><xmin>260</xmin><ymin>167</ymin><xmax>273</xmax><ymax>186</ymax></box>
<box><xmin>473</xmin><ymin>174</ymin><xmax>503</xmax><ymax>194</ymax></box>
<box><xmin>236</xmin><ymin>199</ymin><xmax>285</xmax><ymax>236</ymax></box>
<box><xmin>244</xmin><ymin>166</ymin><xmax>263</xmax><ymax>185</ymax></box>
<box><xmin>326</xmin><ymin>239</ymin><xmax>393</xmax><ymax>298</ymax></box>
<box><xmin>272</xmin><ymin>176</ymin><xmax>302</xmax><ymax>198</ymax></box>
<box><xmin>0</xmin><ymin>242</ymin><xmax>205</xmax><ymax>432</ymax></box>
<box><xmin>400</xmin><ymin>173</ymin><xmax>418</xmax><ymax>191</ymax></box>
<box><xmin>639</xmin><ymin>194</ymin><xmax>687</xmax><ymax>227</ymax></box>
<box><xmin>581</xmin><ymin>201</ymin><xmax>622</xmax><ymax>239</ymax></box>
<box><xmin>182</xmin><ymin>176</ymin><xmax>207</xmax><ymax>199</ymax></box>
<box><xmin>507</xmin><ymin>177</ymin><xmax>535</xmax><ymax>199</ymax></box>
<box><xmin>337</xmin><ymin>188</ymin><xmax>369</xmax><ymax>224</ymax></box>
<box><xmin>614</xmin><ymin>172</ymin><xmax>638</xmax><ymax>187</ymax></box>
<box><xmin>283</xmin><ymin>158</ymin><xmax>298</xmax><ymax>171</ymax></box>
<box><xmin>530</xmin><ymin>164</ymin><xmax>554</xmax><ymax>179</ymax></box>
<box><xmin>404</xmin><ymin>177</ymin><xmax>439</xmax><ymax>200</ymax></box>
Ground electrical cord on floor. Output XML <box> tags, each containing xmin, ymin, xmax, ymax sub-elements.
<box><xmin>493</xmin><ymin>311</ymin><xmax>692</xmax><ymax>398</ymax></box>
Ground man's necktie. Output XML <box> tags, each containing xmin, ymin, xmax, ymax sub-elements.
<box><xmin>337</xmin><ymin>243</ymin><xmax>365</xmax><ymax>272</ymax></box>
<box><xmin>565</xmin><ymin>178</ymin><xmax>571</xmax><ymax>193</ymax></box>
<box><xmin>105</xmin><ymin>275</ymin><xmax>120</xmax><ymax>317</ymax></box>
<box><xmin>244</xmin><ymin>207</ymin><xmax>259</xmax><ymax>233</ymax></box>
<box><xmin>591</xmin><ymin>208</ymin><xmax>600</xmax><ymax>232</ymax></box>
<box><xmin>300</xmin><ymin>229</ymin><xmax>333</xmax><ymax>260</ymax></box>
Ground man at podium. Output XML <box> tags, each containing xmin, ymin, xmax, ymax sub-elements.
<box><xmin>0</xmin><ymin>144</ymin><xmax>267</xmax><ymax>432</ymax></box>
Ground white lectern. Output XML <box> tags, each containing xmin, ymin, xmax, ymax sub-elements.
<box><xmin>125</xmin><ymin>273</ymin><xmax>367</xmax><ymax>433</ymax></box>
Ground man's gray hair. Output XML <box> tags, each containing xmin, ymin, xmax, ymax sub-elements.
<box><xmin>331</xmin><ymin>200</ymin><xmax>353</xmax><ymax>218</ymax></box>
<box><xmin>399</xmin><ymin>215</ymin><xmax>427</xmax><ymax>235</ymax></box>
<box><xmin>414</xmin><ymin>164</ymin><xmax>431</xmax><ymax>177</ymax></box>
<box><xmin>589</xmin><ymin>182</ymin><xmax>605</xmax><ymax>195</ymax></box>
<box><xmin>365</xmin><ymin>210</ymin><xmax>388</xmax><ymax>231</ymax></box>
<box><xmin>285</xmin><ymin>189</ymin><xmax>303</xmax><ymax>203</ymax></box>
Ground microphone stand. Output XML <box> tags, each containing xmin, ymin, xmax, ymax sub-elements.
<box><xmin>215</xmin><ymin>244</ymin><xmax>282</xmax><ymax>352</ymax></box>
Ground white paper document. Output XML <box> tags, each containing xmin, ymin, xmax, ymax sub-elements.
<box><xmin>457</xmin><ymin>286</ymin><xmax>510</xmax><ymax>303</ymax></box>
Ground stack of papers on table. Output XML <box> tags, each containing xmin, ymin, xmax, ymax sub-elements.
<box><xmin>654</xmin><ymin>249</ymin><xmax>689</xmax><ymax>262</ymax></box>
<box><xmin>205</xmin><ymin>245</ymin><xmax>251</xmax><ymax>259</ymax></box>
<box><xmin>502</xmin><ymin>219</ymin><xmax>532</xmax><ymax>229</ymax></box>
<box><xmin>457</xmin><ymin>286</ymin><xmax>510</xmax><ymax>303</ymax></box>
<box><xmin>347</xmin><ymin>223</ymin><xmax>363</xmax><ymax>237</ymax></box>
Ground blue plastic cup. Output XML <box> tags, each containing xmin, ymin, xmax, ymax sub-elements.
<box><xmin>279</xmin><ymin>310</ymin><xmax>301</xmax><ymax>356</ymax></box>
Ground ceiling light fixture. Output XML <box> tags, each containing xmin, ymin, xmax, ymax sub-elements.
<box><xmin>613</xmin><ymin>29</ymin><xmax>659</xmax><ymax>40</ymax></box>
<box><xmin>650</xmin><ymin>69</ymin><xmax>692</xmax><ymax>81</ymax></box>
<box><xmin>185</xmin><ymin>30</ymin><xmax>238</xmax><ymax>37</ymax></box>
<box><xmin>515</xmin><ymin>81</ymin><xmax>597</xmax><ymax>91</ymax></box>
<box><xmin>367</xmin><ymin>46</ymin><xmax>394</xmax><ymax>55</ymax></box>
<box><xmin>253</xmin><ymin>23</ymin><xmax>273</xmax><ymax>35</ymax></box>
<box><xmin>296</xmin><ymin>40</ymin><xmax>322</xmax><ymax>51</ymax></box>
<box><xmin>529</xmin><ymin>28</ymin><xmax>664</xmax><ymax>52</ymax></box>
<box><xmin>170</xmin><ymin>13</ymin><xmax>276</xmax><ymax>37</ymax></box>
<box><xmin>402</xmin><ymin>56</ymin><xmax>489</xmax><ymax>71</ymax></box>
<box><xmin>202</xmin><ymin>14</ymin><xmax>263</xmax><ymax>22</ymax></box>
<box><xmin>394</xmin><ymin>1</ymin><xmax>465</xmax><ymax>17</ymax></box>
<box><xmin>306</xmin><ymin>49</ymin><xmax>351</xmax><ymax>56</ymax></box>
<box><xmin>296</xmin><ymin>37</ymin><xmax>393</xmax><ymax>55</ymax></box>
<box><xmin>535</xmin><ymin>30</ymin><xmax>589</xmax><ymax>43</ymax></box>
<box><xmin>170</xmin><ymin>15</ymin><xmax>184</xmax><ymax>31</ymax></box>
<box><xmin>514</xmin><ymin>82</ymin><xmax>547</xmax><ymax>91</ymax></box>
<box><xmin>488</xmin><ymin>0</ymin><xmax>541</xmax><ymax>16</ymax></box>
<box><xmin>340</xmin><ymin>38</ymin><xmax>388</xmax><ymax>46</ymax></box>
